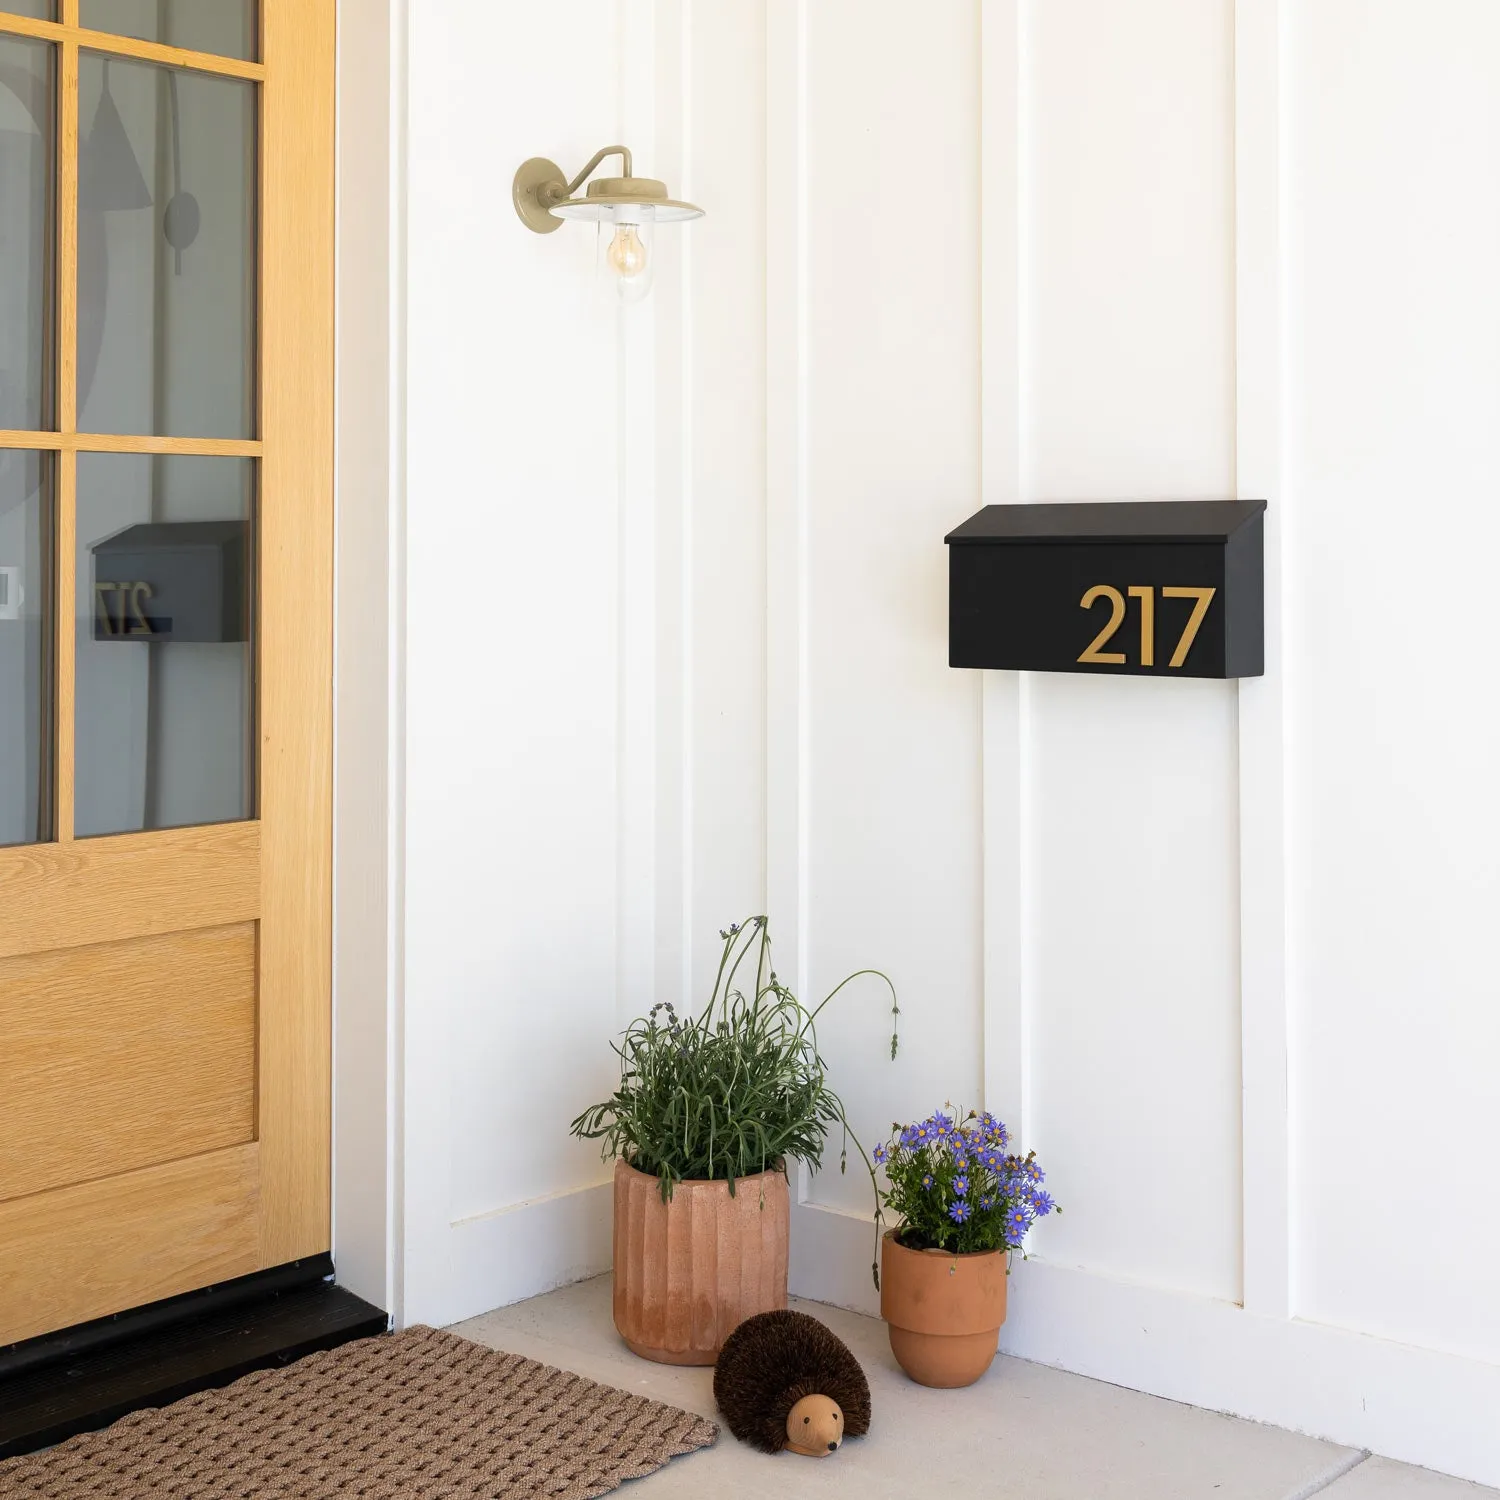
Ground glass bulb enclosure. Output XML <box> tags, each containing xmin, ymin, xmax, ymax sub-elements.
<box><xmin>597</xmin><ymin>216</ymin><xmax>654</xmax><ymax>303</ymax></box>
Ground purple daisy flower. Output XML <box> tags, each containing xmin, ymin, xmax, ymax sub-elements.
<box><xmin>873</xmin><ymin>1142</ymin><xmax>889</xmax><ymax>1165</ymax></box>
<box><xmin>948</xmin><ymin>1199</ymin><xmax>972</xmax><ymax>1224</ymax></box>
<box><xmin>952</xmin><ymin>1174</ymin><xmax>970</xmax><ymax>1197</ymax></box>
<box><xmin>1004</xmin><ymin>1202</ymin><xmax>1033</xmax><ymax>1243</ymax></box>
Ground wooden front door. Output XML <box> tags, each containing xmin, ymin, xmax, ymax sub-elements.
<box><xmin>0</xmin><ymin>0</ymin><xmax>333</xmax><ymax>1345</ymax></box>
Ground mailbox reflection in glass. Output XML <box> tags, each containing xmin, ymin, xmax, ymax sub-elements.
<box><xmin>90</xmin><ymin>521</ymin><xmax>250</xmax><ymax>643</ymax></box>
<box><xmin>75</xmin><ymin>451</ymin><xmax>255</xmax><ymax>840</ymax></box>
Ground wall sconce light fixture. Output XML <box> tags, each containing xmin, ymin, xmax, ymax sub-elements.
<box><xmin>513</xmin><ymin>145</ymin><xmax>703</xmax><ymax>303</ymax></box>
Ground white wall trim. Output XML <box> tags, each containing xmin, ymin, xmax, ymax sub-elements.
<box><xmin>765</xmin><ymin>0</ymin><xmax>809</xmax><ymax>1009</ymax></box>
<box><xmin>431</xmin><ymin>1183</ymin><xmax>614</xmax><ymax>1332</ymax></box>
<box><xmin>790</xmin><ymin>1199</ymin><xmax>1500</xmax><ymax>1488</ymax></box>
<box><xmin>617</xmin><ymin>0</ymin><xmax>660</xmax><ymax>1034</ymax></box>
<box><xmin>1233</xmin><ymin>0</ymin><xmax>1292</xmax><ymax>1322</ymax></box>
<box><xmin>332</xmin><ymin>0</ymin><xmax>404</xmax><ymax>1322</ymax></box>
<box><xmin>978</xmin><ymin>0</ymin><xmax>1029</xmax><ymax>1141</ymax></box>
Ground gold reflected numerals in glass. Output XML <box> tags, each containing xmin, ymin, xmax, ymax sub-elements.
<box><xmin>74</xmin><ymin>453</ymin><xmax>256</xmax><ymax>840</ymax></box>
<box><xmin>1078</xmin><ymin>584</ymin><xmax>1217</xmax><ymax>670</ymax></box>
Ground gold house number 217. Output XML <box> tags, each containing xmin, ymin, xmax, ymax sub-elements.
<box><xmin>1078</xmin><ymin>585</ymin><xmax>1216</xmax><ymax>668</ymax></box>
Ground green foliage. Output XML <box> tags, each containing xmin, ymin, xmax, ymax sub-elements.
<box><xmin>569</xmin><ymin>918</ymin><xmax>899</xmax><ymax>1222</ymax></box>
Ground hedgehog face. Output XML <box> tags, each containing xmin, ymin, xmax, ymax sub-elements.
<box><xmin>784</xmin><ymin>1394</ymin><xmax>844</xmax><ymax>1456</ymax></box>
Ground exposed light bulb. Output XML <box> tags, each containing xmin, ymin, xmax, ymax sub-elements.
<box><xmin>607</xmin><ymin>224</ymin><xmax>648</xmax><ymax>279</ymax></box>
<box><xmin>599</xmin><ymin>220</ymin><xmax>655</xmax><ymax>303</ymax></box>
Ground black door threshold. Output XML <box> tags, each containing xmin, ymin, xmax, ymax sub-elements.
<box><xmin>0</xmin><ymin>1257</ymin><xmax>389</xmax><ymax>1458</ymax></box>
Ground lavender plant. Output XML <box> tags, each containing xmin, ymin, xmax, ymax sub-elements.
<box><xmin>875</xmin><ymin>1108</ymin><xmax>1056</xmax><ymax>1256</ymax></box>
<box><xmin>570</xmin><ymin>917</ymin><xmax>899</xmax><ymax>1214</ymax></box>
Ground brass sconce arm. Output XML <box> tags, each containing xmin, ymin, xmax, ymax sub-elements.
<box><xmin>562</xmin><ymin>145</ymin><xmax>633</xmax><ymax>199</ymax></box>
<box><xmin>517</xmin><ymin>145</ymin><xmax>636</xmax><ymax>231</ymax></box>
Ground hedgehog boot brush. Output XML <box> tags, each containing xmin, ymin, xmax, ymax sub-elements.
<box><xmin>713</xmin><ymin>1309</ymin><xmax>871</xmax><ymax>1456</ymax></box>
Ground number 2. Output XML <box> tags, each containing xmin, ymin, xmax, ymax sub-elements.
<box><xmin>1077</xmin><ymin>584</ymin><xmax>1217</xmax><ymax>669</ymax></box>
<box><xmin>1077</xmin><ymin>585</ymin><xmax>1127</xmax><ymax>663</ymax></box>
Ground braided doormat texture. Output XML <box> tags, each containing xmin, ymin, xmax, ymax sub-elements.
<box><xmin>0</xmin><ymin>1325</ymin><xmax>717</xmax><ymax>1499</ymax></box>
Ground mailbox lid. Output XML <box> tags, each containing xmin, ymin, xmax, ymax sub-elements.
<box><xmin>945</xmin><ymin>499</ymin><xmax>1266</xmax><ymax>546</ymax></box>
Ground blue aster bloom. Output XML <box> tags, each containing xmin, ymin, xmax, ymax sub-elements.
<box><xmin>951</xmin><ymin>1153</ymin><xmax>969</xmax><ymax>1173</ymax></box>
<box><xmin>929</xmin><ymin>1111</ymin><xmax>954</xmax><ymax>1138</ymax></box>
<box><xmin>873</xmin><ymin>1142</ymin><xmax>889</xmax><ymax>1165</ymax></box>
<box><xmin>900</xmin><ymin>1125</ymin><xmax>919</xmax><ymax>1149</ymax></box>
<box><xmin>1028</xmin><ymin>1189</ymin><xmax>1055</xmax><ymax>1217</ymax></box>
<box><xmin>978</xmin><ymin>1194</ymin><xmax>996</xmax><ymax>1212</ymax></box>
<box><xmin>948</xmin><ymin>1199</ymin><xmax>972</xmax><ymax>1224</ymax></box>
<box><xmin>921</xmin><ymin>1173</ymin><xmax>935</xmax><ymax>1191</ymax></box>
<box><xmin>952</xmin><ymin>1174</ymin><xmax>969</xmax><ymax>1197</ymax></box>
<box><xmin>1022</xmin><ymin>1158</ymin><xmax>1044</xmax><ymax>1185</ymax></box>
<box><xmin>1004</xmin><ymin>1203</ymin><xmax>1033</xmax><ymax>1243</ymax></box>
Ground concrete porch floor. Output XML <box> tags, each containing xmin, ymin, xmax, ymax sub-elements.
<box><xmin>451</xmin><ymin>1277</ymin><xmax>1494</xmax><ymax>1500</ymax></box>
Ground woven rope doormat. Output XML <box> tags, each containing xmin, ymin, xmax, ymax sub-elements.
<box><xmin>0</xmin><ymin>1325</ymin><xmax>717</xmax><ymax>1499</ymax></box>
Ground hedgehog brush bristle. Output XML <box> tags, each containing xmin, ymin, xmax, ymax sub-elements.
<box><xmin>713</xmin><ymin>1309</ymin><xmax>872</xmax><ymax>1454</ymax></box>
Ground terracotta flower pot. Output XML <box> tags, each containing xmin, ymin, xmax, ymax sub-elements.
<box><xmin>612</xmin><ymin>1157</ymin><xmax>789</xmax><ymax>1365</ymax></box>
<box><xmin>879</xmin><ymin>1230</ymin><xmax>1008</xmax><ymax>1387</ymax></box>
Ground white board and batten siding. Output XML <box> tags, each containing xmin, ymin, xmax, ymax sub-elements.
<box><xmin>340</xmin><ymin>1</ymin><xmax>1500</xmax><ymax>1485</ymax></box>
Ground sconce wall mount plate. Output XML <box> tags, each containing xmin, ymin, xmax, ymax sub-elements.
<box><xmin>513</xmin><ymin>157</ymin><xmax>569</xmax><ymax>234</ymax></box>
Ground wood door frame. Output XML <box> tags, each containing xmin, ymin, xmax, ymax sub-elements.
<box><xmin>330</xmin><ymin>0</ymin><xmax>402</xmax><ymax>1320</ymax></box>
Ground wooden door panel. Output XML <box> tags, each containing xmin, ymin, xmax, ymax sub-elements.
<box><xmin>0</xmin><ymin>822</ymin><xmax>260</xmax><ymax>961</ymax></box>
<box><xmin>0</xmin><ymin>0</ymin><xmax>332</xmax><ymax>1342</ymax></box>
<box><xmin>0</xmin><ymin>1144</ymin><xmax>262</xmax><ymax>1346</ymax></box>
<box><xmin>0</xmin><ymin>924</ymin><xmax>256</xmax><ymax>1203</ymax></box>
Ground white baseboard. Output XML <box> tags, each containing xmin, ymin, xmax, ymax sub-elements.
<box><xmin>788</xmin><ymin>1199</ymin><xmax>1500</xmax><ymax>1489</ymax></box>
<box><xmin>405</xmin><ymin>1181</ymin><xmax>614</xmax><ymax>1329</ymax></box>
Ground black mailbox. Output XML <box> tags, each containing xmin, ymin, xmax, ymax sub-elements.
<box><xmin>945</xmin><ymin>500</ymin><xmax>1266</xmax><ymax>680</ymax></box>
<box><xmin>91</xmin><ymin>521</ymin><xmax>250</xmax><ymax>643</ymax></box>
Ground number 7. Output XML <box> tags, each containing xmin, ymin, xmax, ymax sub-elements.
<box><xmin>1162</xmin><ymin>587</ymin><xmax>1216</xmax><ymax>668</ymax></box>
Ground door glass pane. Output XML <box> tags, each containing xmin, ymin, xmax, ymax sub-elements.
<box><xmin>77</xmin><ymin>53</ymin><xmax>255</xmax><ymax>439</ymax></box>
<box><xmin>0</xmin><ymin>4</ymin><xmax>55</xmax><ymax>19</ymax></box>
<box><xmin>0</xmin><ymin>450</ymin><xmax>52</xmax><ymax>847</ymax></box>
<box><xmin>0</xmin><ymin>34</ymin><xmax>54</xmax><ymax>430</ymax></box>
<box><xmin>75</xmin><ymin>453</ymin><xmax>254</xmax><ymax>838</ymax></box>
<box><xmin>78</xmin><ymin>1</ymin><xmax>256</xmax><ymax>63</ymax></box>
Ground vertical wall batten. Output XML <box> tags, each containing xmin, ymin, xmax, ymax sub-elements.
<box><xmin>1233</xmin><ymin>0</ymin><xmax>1292</xmax><ymax>1321</ymax></box>
<box><xmin>979</xmin><ymin>0</ymin><xmax>1027</xmax><ymax>1141</ymax></box>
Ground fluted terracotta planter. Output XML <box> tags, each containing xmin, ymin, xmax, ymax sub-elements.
<box><xmin>612</xmin><ymin>1158</ymin><xmax>789</xmax><ymax>1365</ymax></box>
<box><xmin>880</xmin><ymin>1231</ymin><xmax>1008</xmax><ymax>1387</ymax></box>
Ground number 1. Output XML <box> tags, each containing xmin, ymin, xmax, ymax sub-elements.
<box><xmin>1128</xmin><ymin>586</ymin><xmax>1154</xmax><ymax>667</ymax></box>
